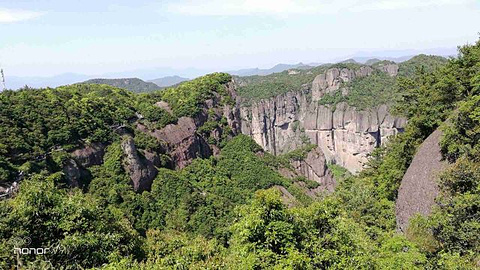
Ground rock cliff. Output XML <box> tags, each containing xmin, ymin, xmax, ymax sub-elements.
<box><xmin>289</xmin><ymin>146</ymin><xmax>336</xmax><ymax>192</ymax></box>
<box><xmin>396</xmin><ymin>129</ymin><xmax>448</xmax><ymax>232</ymax></box>
<box><xmin>278</xmin><ymin>145</ymin><xmax>336</xmax><ymax>194</ymax></box>
<box><xmin>239</xmin><ymin>66</ymin><xmax>406</xmax><ymax>173</ymax></box>
<box><xmin>139</xmin><ymin>82</ymin><xmax>241</xmax><ymax>170</ymax></box>
<box><xmin>121</xmin><ymin>136</ymin><xmax>158</xmax><ymax>192</ymax></box>
<box><xmin>62</xmin><ymin>143</ymin><xmax>106</xmax><ymax>188</ymax></box>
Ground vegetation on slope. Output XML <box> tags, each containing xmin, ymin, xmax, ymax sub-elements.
<box><xmin>236</xmin><ymin>63</ymin><xmax>364</xmax><ymax>101</ymax></box>
<box><xmin>238</xmin><ymin>55</ymin><xmax>448</xmax><ymax>112</ymax></box>
<box><xmin>82</xmin><ymin>78</ymin><xmax>160</xmax><ymax>93</ymax></box>
<box><xmin>0</xmin><ymin>73</ymin><xmax>232</xmax><ymax>183</ymax></box>
<box><xmin>319</xmin><ymin>69</ymin><xmax>398</xmax><ymax>109</ymax></box>
<box><xmin>159</xmin><ymin>72</ymin><xmax>233</xmax><ymax>118</ymax></box>
<box><xmin>398</xmin><ymin>54</ymin><xmax>448</xmax><ymax>77</ymax></box>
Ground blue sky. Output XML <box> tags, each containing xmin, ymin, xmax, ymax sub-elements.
<box><xmin>1</xmin><ymin>0</ymin><xmax>479</xmax><ymax>77</ymax></box>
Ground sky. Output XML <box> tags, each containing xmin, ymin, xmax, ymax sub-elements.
<box><xmin>0</xmin><ymin>0</ymin><xmax>479</xmax><ymax>77</ymax></box>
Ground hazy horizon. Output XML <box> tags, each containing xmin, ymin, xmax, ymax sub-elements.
<box><xmin>1</xmin><ymin>0</ymin><xmax>479</xmax><ymax>78</ymax></box>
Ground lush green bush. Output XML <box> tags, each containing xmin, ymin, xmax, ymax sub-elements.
<box><xmin>398</xmin><ymin>54</ymin><xmax>448</xmax><ymax>78</ymax></box>
<box><xmin>0</xmin><ymin>174</ymin><xmax>141</xmax><ymax>269</ymax></box>
<box><xmin>160</xmin><ymin>73</ymin><xmax>232</xmax><ymax>118</ymax></box>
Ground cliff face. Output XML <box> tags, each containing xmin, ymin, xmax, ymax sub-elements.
<box><xmin>396</xmin><ymin>129</ymin><xmax>447</xmax><ymax>232</ymax></box>
<box><xmin>239</xmin><ymin>66</ymin><xmax>405</xmax><ymax>173</ymax></box>
<box><xmin>121</xmin><ymin>136</ymin><xmax>158</xmax><ymax>192</ymax></box>
<box><xmin>139</xmin><ymin>82</ymin><xmax>242</xmax><ymax>170</ymax></box>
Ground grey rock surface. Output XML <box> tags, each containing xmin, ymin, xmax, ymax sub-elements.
<box><xmin>396</xmin><ymin>129</ymin><xmax>448</xmax><ymax>232</ymax></box>
<box><xmin>121</xmin><ymin>136</ymin><xmax>158</xmax><ymax>192</ymax></box>
<box><xmin>240</xmin><ymin>65</ymin><xmax>405</xmax><ymax>173</ymax></box>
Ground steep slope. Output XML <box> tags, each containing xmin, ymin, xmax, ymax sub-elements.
<box><xmin>395</xmin><ymin>129</ymin><xmax>448</xmax><ymax>232</ymax></box>
<box><xmin>239</xmin><ymin>64</ymin><xmax>405</xmax><ymax>173</ymax></box>
<box><xmin>82</xmin><ymin>77</ymin><xmax>159</xmax><ymax>93</ymax></box>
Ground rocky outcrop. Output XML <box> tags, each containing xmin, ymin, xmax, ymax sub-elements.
<box><xmin>63</xmin><ymin>159</ymin><xmax>83</xmax><ymax>188</ymax></box>
<box><xmin>311</xmin><ymin>66</ymin><xmax>374</xmax><ymax>100</ymax></box>
<box><xmin>62</xmin><ymin>143</ymin><xmax>106</xmax><ymax>188</ymax></box>
<box><xmin>396</xmin><ymin>129</ymin><xmax>448</xmax><ymax>232</ymax></box>
<box><xmin>379</xmin><ymin>63</ymin><xmax>399</xmax><ymax>77</ymax></box>
<box><xmin>121</xmin><ymin>136</ymin><xmax>157</xmax><ymax>192</ymax></box>
<box><xmin>290</xmin><ymin>146</ymin><xmax>336</xmax><ymax>192</ymax></box>
<box><xmin>139</xmin><ymin>83</ymin><xmax>242</xmax><ymax>170</ymax></box>
<box><xmin>70</xmin><ymin>143</ymin><xmax>105</xmax><ymax>168</ymax></box>
<box><xmin>240</xmin><ymin>83</ymin><xmax>406</xmax><ymax>173</ymax></box>
<box><xmin>278</xmin><ymin>146</ymin><xmax>335</xmax><ymax>194</ymax></box>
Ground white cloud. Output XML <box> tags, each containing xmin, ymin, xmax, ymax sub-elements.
<box><xmin>167</xmin><ymin>0</ymin><xmax>475</xmax><ymax>16</ymax></box>
<box><xmin>0</xmin><ymin>8</ymin><xmax>44</xmax><ymax>23</ymax></box>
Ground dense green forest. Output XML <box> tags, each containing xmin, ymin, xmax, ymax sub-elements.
<box><xmin>0</xmin><ymin>38</ymin><xmax>479</xmax><ymax>269</ymax></box>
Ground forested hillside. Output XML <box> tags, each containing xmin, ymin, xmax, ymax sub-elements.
<box><xmin>82</xmin><ymin>78</ymin><xmax>160</xmax><ymax>93</ymax></box>
<box><xmin>236</xmin><ymin>54</ymin><xmax>446</xmax><ymax>109</ymax></box>
<box><xmin>0</xmin><ymin>38</ymin><xmax>479</xmax><ymax>269</ymax></box>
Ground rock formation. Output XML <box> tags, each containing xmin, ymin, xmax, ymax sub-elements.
<box><xmin>395</xmin><ymin>129</ymin><xmax>448</xmax><ymax>232</ymax></box>
<box><xmin>121</xmin><ymin>136</ymin><xmax>158</xmax><ymax>192</ymax></box>
<box><xmin>63</xmin><ymin>143</ymin><xmax>106</xmax><ymax>188</ymax></box>
<box><xmin>70</xmin><ymin>143</ymin><xmax>105</xmax><ymax>168</ymax></box>
<box><xmin>288</xmin><ymin>146</ymin><xmax>336</xmax><ymax>192</ymax></box>
<box><xmin>239</xmin><ymin>66</ymin><xmax>406</xmax><ymax>173</ymax></box>
<box><xmin>62</xmin><ymin>159</ymin><xmax>83</xmax><ymax>188</ymax></box>
<box><xmin>139</xmin><ymin>83</ymin><xmax>241</xmax><ymax>170</ymax></box>
<box><xmin>276</xmin><ymin>146</ymin><xmax>335</xmax><ymax>201</ymax></box>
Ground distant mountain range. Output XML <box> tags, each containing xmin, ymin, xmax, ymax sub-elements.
<box><xmin>81</xmin><ymin>78</ymin><xmax>160</xmax><ymax>93</ymax></box>
<box><xmin>4</xmin><ymin>47</ymin><xmax>457</xmax><ymax>90</ymax></box>
<box><xmin>4</xmin><ymin>64</ymin><xmax>320</xmax><ymax>90</ymax></box>
<box><xmin>227</xmin><ymin>63</ymin><xmax>321</xmax><ymax>77</ymax></box>
<box><xmin>7</xmin><ymin>73</ymin><xmax>91</xmax><ymax>90</ymax></box>
<box><xmin>148</xmin><ymin>76</ymin><xmax>189</xmax><ymax>88</ymax></box>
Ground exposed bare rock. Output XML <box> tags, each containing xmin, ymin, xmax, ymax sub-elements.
<box><xmin>273</xmin><ymin>185</ymin><xmax>298</xmax><ymax>207</ymax></box>
<box><xmin>171</xmin><ymin>135</ymin><xmax>212</xmax><ymax>169</ymax></box>
<box><xmin>62</xmin><ymin>143</ymin><xmax>106</xmax><ymax>188</ymax></box>
<box><xmin>137</xmin><ymin>81</ymin><xmax>242</xmax><ymax>169</ymax></box>
<box><xmin>62</xmin><ymin>159</ymin><xmax>83</xmax><ymax>188</ymax></box>
<box><xmin>239</xmin><ymin>66</ymin><xmax>406</xmax><ymax>173</ymax></box>
<box><xmin>380</xmin><ymin>63</ymin><xmax>399</xmax><ymax>77</ymax></box>
<box><xmin>289</xmin><ymin>146</ymin><xmax>336</xmax><ymax>192</ymax></box>
<box><xmin>70</xmin><ymin>143</ymin><xmax>105</xmax><ymax>168</ymax></box>
<box><xmin>396</xmin><ymin>129</ymin><xmax>448</xmax><ymax>232</ymax></box>
<box><xmin>155</xmin><ymin>101</ymin><xmax>173</xmax><ymax>114</ymax></box>
<box><xmin>240</xmin><ymin>88</ymin><xmax>406</xmax><ymax>173</ymax></box>
<box><xmin>143</xmin><ymin>150</ymin><xmax>162</xmax><ymax>168</ymax></box>
<box><xmin>121</xmin><ymin>136</ymin><xmax>157</xmax><ymax>192</ymax></box>
<box><xmin>150</xmin><ymin>117</ymin><xmax>197</xmax><ymax>146</ymax></box>
<box><xmin>311</xmin><ymin>66</ymin><xmax>373</xmax><ymax>101</ymax></box>
<box><xmin>278</xmin><ymin>146</ymin><xmax>335</xmax><ymax>198</ymax></box>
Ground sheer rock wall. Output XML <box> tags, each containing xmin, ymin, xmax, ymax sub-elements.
<box><xmin>239</xmin><ymin>66</ymin><xmax>405</xmax><ymax>173</ymax></box>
